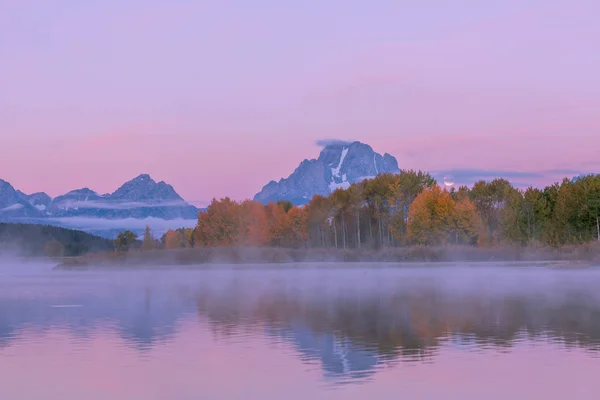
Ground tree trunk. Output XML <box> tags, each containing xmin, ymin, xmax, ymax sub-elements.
<box><xmin>341</xmin><ymin>214</ymin><xmax>347</xmax><ymax>249</ymax></box>
<box><xmin>356</xmin><ymin>210</ymin><xmax>361</xmax><ymax>249</ymax></box>
<box><xmin>387</xmin><ymin>222</ymin><xmax>391</xmax><ymax>246</ymax></box>
<box><xmin>378</xmin><ymin>210</ymin><xmax>383</xmax><ymax>247</ymax></box>
<box><xmin>597</xmin><ymin>215</ymin><xmax>599</xmax><ymax>243</ymax></box>
<box><xmin>333</xmin><ymin>218</ymin><xmax>338</xmax><ymax>249</ymax></box>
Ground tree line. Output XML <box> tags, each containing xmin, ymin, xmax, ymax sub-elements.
<box><xmin>0</xmin><ymin>223</ymin><xmax>114</xmax><ymax>257</ymax></box>
<box><xmin>122</xmin><ymin>170</ymin><xmax>600</xmax><ymax>251</ymax></box>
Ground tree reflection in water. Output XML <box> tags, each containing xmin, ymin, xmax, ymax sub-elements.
<box><xmin>193</xmin><ymin>268</ymin><xmax>600</xmax><ymax>381</ymax></box>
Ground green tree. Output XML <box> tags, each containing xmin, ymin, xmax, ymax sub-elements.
<box><xmin>469</xmin><ymin>178</ymin><xmax>520</xmax><ymax>245</ymax></box>
<box><xmin>276</xmin><ymin>200</ymin><xmax>293</xmax><ymax>213</ymax></box>
<box><xmin>114</xmin><ymin>230</ymin><xmax>138</xmax><ymax>252</ymax></box>
<box><xmin>142</xmin><ymin>225</ymin><xmax>156</xmax><ymax>250</ymax></box>
<box><xmin>388</xmin><ymin>170</ymin><xmax>437</xmax><ymax>244</ymax></box>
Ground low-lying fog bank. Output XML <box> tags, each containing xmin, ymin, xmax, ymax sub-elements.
<box><xmin>54</xmin><ymin>245</ymin><xmax>600</xmax><ymax>270</ymax></box>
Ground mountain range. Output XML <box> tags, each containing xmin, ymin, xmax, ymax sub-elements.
<box><xmin>1</xmin><ymin>174</ymin><xmax>198</xmax><ymax>220</ymax></box>
<box><xmin>0</xmin><ymin>174</ymin><xmax>199</xmax><ymax>238</ymax></box>
<box><xmin>254</xmin><ymin>141</ymin><xmax>400</xmax><ymax>205</ymax></box>
<box><xmin>1</xmin><ymin>141</ymin><xmax>401</xmax><ymax>237</ymax></box>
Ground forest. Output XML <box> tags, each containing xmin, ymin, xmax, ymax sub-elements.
<box><xmin>0</xmin><ymin>223</ymin><xmax>114</xmax><ymax>257</ymax></box>
<box><xmin>138</xmin><ymin>170</ymin><xmax>600</xmax><ymax>251</ymax></box>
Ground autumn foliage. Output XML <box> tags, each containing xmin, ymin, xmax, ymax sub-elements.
<box><xmin>131</xmin><ymin>170</ymin><xmax>600</xmax><ymax>251</ymax></box>
<box><xmin>192</xmin><ymin>198</ymin><xmax>308</xmax><ymax>247</ymax></box>
<box><xmin>407</xmin><ymin>185</ymin><xmax>482</xmax><ymax>245</ymax></box>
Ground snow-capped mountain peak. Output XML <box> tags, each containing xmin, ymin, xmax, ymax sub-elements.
<box><xmin>254</xmin><ymin>141</ymin><xmax>400</xmax><ymax>205</ymax></box>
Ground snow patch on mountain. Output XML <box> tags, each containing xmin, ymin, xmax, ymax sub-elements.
<box><xmin>329</xmin><ymin>146</ymin><xmax>351</xmax><ymax>191</ymax></box>
<box><xmin>331</xmin><ymin>147</ymin><xmax>349</xmax><ymax>178</ymax></box>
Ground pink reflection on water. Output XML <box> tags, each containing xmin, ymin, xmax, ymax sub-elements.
<box><xmin>0</xmin><ymin>322</ymin><xmax>599</xmax><ymax>400</ymax></box>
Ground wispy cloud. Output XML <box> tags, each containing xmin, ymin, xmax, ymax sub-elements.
<box><xmin>43</xmin><ymin>217</ymin><xmax>197</xmax><ymax>234</ymax></box>
<box><xmin>186</xmin><ymin>200</ymin><xmax>210</xmax><ymax>208</ymax></box>
<box><xmin>0</xmin><ymin>204</ymin><xmax>24</xmax><ymax>212</ymax></box>
<box><xmin>53</xmin><ymin>200</ymin><xmax>193</xmax><ymax>210</ymax></box>
<box><xmin>430</xmin><ymin>168</ymin><xmax>589</xmax><ymax>188</ymax></box>
<box><xmin>315</xmin><ymin>139</ymin><xmax>352</xmax><ymax>148</ymax></box>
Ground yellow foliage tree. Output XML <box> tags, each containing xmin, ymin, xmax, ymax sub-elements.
<box><xmin>265</xmin><ymin>202</ymin><xmax>289</xmax><ymax>246</ymax></box>
<box><xmin>408</xmin><ymin>185</ymin><xmax>482</xmax><ymax>245</ymax></box>
<box><xmin>284</xmin><ymin>206</ymin><xmax>308</xmax><ymax>247</ymax></box>
<box><xmin>450</xmin><ymin>196</ymin><xmax>484</xmax><ymax>245</ymax></box>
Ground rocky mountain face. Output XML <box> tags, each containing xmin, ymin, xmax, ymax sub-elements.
<box><xmin>44</xmin><ymin>174</ymin><xmax>198</xmax><ymax>219</ymax></box>
<box><xmin>19</xmin><ymin>191</ymin><xmax>53</xmax><ymax>211</ymax></box>
<box><xmin>1</xmin><ymin>180</ymin><xmax>42</xmax><ymax>218</ymax></box>
<box><xmin>0</xmin><ymin>175</ymin><xmax>200</xmax><ymax>237</ymax></box>
<box><xmin>254</xmin><ymin>141</ymin><xmax>400</xmax><ymax>205</ymax></box>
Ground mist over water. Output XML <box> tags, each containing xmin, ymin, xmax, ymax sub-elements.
<box><xmin>1</xmin><ymin>263</ymin><xmax>600</xmax><ymax>399</ymax></box>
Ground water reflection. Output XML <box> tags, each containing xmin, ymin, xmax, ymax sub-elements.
<box><xmin>190</xmin><ymin>268</ymin><xmax>600</xmax><ymax>383</ymax></box>
<box><xmin>1</xmin><ymin>266</ymin><xmax>600</xmax><ymax>386</ymax></box>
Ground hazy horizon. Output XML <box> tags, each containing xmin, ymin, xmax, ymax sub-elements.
<box><xmin>2</xmin><ymin>0</ymin><xmax>599</xmax><ymax>204</ymax></box>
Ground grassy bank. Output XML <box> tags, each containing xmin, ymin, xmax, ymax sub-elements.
<box><xmin>55</xmin><ymin>244</ymin><xmax>600</xmax><ymax>269</ymax></box>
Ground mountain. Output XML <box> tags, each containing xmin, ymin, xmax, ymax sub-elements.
<box><xmin>22</xmin><ymin>192</ymin><xmax>52</xmax><ymax>211</ymax></box>
<box><xmin>254</xmin><ymin>141</ymin><xmax>400</xmax><ymax>205</ymax></box>
<box><xmin>0</xmin><ymin>179</ymin><xmax>42</xmax><ymax>218</ymax></box>
<box><xmin>44</xmin><ymin>175</ymin><xmax>198</xmax><ymax>220</ymax></box>
<box><xmin>0</xmin><ymin>174</ymin><xmax>200</xmax><ymax>238</ymax></box>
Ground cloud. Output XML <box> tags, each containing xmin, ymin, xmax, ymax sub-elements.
<box><xmin>315</xmin><ymin>139</ymin><xmax>352</xmax><ymax>148</ymax></box>
<box><xmin>429</xmin><ymin>168</ymin><xmax>590</xmax><ymax>188</ymax></box>
<box><xmin>0</xmin><ymin>204</ymin><xmax>24</xmax><ymax>212</ymax></box>
<box><xmin>36</xmin><ymin>217</ymin><xmax>198</xmax><ymax>238</ymax></box>
<box><xmin>54</xmin><ymin>200</ymin><xmax>193</xmax><ymax>210</ymax></box>
<box><xmin>186</xmin><ymin>199</ymin><xmax>210</xmax><ymax>208</ymax></box>
<box><xmin>431</xmin><ymin>168</ymin><xmax>543</xmax><ymax>180</ymax></box>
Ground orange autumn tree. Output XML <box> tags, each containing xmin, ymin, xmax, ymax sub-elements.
<box><xmin>408</xmin><ymin>185</ymin><xmax>482</xmax><ymax>245</ymax></box>
<box><xmin>193</xmin><ymin>197</ymin><xmax>308</xmax><ymax>247</ymax></box>
<box><xmin>265</xmin><ymin>201</ymin><xmax>290</xmax><ymax>246</ymax></box>
<box><xmin>163</xmin><ymin>229</ymin><xmax>182</xmax><ymax>249</ymax></box>
<box><xmin>238</xmin><ymin>200</ymin><xmax>270</xmax><ymax>246</ymax></box>
<box><xmin>283</xmin><ymin>206</ymin><xmax>308</xmax><ymax>247</ymax></box>
<box><xmin>194</xmin><ymin>197</ymin><xmax>243</xmax><ymax>246</ymax></box>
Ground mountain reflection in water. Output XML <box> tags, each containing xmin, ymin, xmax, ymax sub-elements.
<box><xmin>1</xmin><ymin>265</ymin><xmax>600</xmax><ymax>396</ymax></box>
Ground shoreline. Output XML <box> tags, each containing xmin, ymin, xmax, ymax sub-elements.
<box><xmin>54</xmin><ymin>260</ymin><xmax>597</xmax><ymax>271</ymax></box>
<box><xmin>53</xmin><ymin>246</ymin><xmax>600</xmax><ymax>270</ymax></box>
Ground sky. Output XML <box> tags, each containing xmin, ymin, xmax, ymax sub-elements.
<box><xmin>1</xmin><ymin>0</ymin><xmax>599</xmax><ymax>205</ymax></box>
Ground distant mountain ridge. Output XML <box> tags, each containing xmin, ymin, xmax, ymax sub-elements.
<box><xmin>42</xmin><ymin>174</ymin><xmax>198</xmax><ymax>219</ymax></box>
<box><xmin>0</xmin><ymin>175</ymin><xmax>200</xmax><ymax>236</ymax></box>
<box><xmin>254</xmin><ymin>141</ymin><xmax>400</xmax><ymax>205</ymax></box>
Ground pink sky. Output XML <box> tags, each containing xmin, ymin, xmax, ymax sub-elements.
<box><xmin>1</xmin><ymin>0</ymin><xmax>599</xmax><ymax>204</ymax></box>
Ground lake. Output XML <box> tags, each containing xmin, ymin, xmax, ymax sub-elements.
<box><xmin>1</xmin><ymin>262</ymin><xmax>600</xmax><ymax>399</ymax></box>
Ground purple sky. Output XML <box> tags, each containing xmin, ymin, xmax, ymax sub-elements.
<box><xmin>2</xmin><ymin>0</ymin><xmax>599</xmax><ymax>205</ymax></box>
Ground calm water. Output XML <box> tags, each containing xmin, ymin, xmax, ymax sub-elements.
<box><xmin>1</xmin><ymin>262</ymin><xmax>600</xmax><ymax>399</ymax></box>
